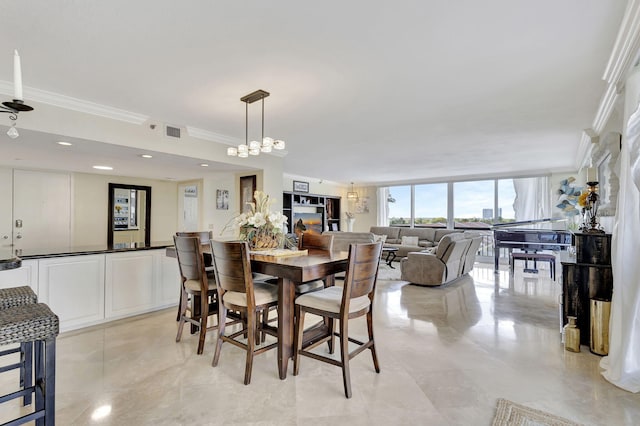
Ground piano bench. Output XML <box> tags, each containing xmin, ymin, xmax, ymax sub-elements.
<box><xmin>510</xmin><ymin>252</ymin><xmax>556</xmax><ymax>280</ymax></box>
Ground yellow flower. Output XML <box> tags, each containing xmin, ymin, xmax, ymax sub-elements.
<box><xmin>578</xmin><ymin>192</ymin><xmax>589</xmax><ymax>208</ymax></box>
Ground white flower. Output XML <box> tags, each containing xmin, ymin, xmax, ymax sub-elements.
<box><xmin>248</xmin><ymin>212</ymin><xmax>266</xmax><ymax>227</ymax></box>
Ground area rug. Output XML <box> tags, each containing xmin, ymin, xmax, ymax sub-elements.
<box><xmin>376</xmin><ymin>262</ymin><xmax>402</xmax><ymax>281</ymax></box>
<box><xmin>492</xmin><ymin>398</ymin><xmax>583</xmax><ymax>426</ymax></box>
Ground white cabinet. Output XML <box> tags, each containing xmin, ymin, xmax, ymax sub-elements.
<box><xmin>11</xmin><ymin>248</ymin><xmax>176</xmax><ymax>332</ymax></box>
<box><xmin>0</xmin><ymin>259</ymin><xmax>38</xmax><ymax>291</ymax></box>
<box><xmin>38</xmin><ymin>255</ymin><xmax>105</xmax><ymax>332</ymax></box>
<box><xmin>158</xmin><ymin>253</ymin><xmax>180</xmax><ymax>307</ymax></box>
<box><xmin>104</xmin><ymin>251</ymin><xmax>156</xmax><ymax>319</ymax></box>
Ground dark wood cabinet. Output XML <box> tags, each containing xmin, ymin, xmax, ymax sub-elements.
<box><xmin>561</xmin><ymin>232</ymin><xmax>612</xmax><ymax>345</ymax></box>
<box><xmin>282</xmin><ymin>191</ymin><xmax>341</xmax><ymax>234</ymax></box>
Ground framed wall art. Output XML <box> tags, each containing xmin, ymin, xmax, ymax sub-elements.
<box><xmin>216</xmin><ymin>189</ymin><xmax>229</xmax><ymax>210</ymax></box>
<box><xmin>293</xmin><ymin>180</ymin><xmax>309</xmax><ymax>193</ymax></box>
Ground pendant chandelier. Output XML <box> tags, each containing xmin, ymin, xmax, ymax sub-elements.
<box><xmin>1</xmin><ymin>50</ymin><xmax>34</xmax><ymax>139</ymax></box>
<box><xmin>227</xmin><ymin>89</ymin><xmax>285</xmax><ymax>158</ymax></box>
<box><xmin>347</xmin><ymin>182</ymin><xmax>359</xmax><ymax>200</ymax></box>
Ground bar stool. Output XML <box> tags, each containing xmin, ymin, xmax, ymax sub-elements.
<box><xmin>0</xmin><ymin>303</ymin><xmax>59</xmax><ymax>426</ymax></box>
<box><xmin>0</xmin><ymin>286</ymin><xmax>38</xmax><ymax>406</ymax></box>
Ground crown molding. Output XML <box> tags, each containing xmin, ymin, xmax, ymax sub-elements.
<box><xmin>0</xmin><ymin>80</ymin><xmax>149</xmax><ymax>125</ymax></box>
<box><xmin>577</xmin><ymin>1</ymin><xmax>640</xmax><ymax>169</ymax></box>
<box><xmin>603</xmin><ymin>0</ymin><xmax>640</xmax><ymax>85</ymax></box>
<box><xmin>185</xmin><ymin>126</ymin><xmax>239</xmax><ymax>145</ymax></box>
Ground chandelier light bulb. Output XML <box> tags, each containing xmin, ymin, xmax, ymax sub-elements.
<box><xmin>249</xmin><ymin>140</ymin><xmax>261</xmax><ymax>151</ymax></box>
<box><xmin>7</xmin><ymin>124</ymin><xmax>19</xmax><ymax>139</ymax></box>
<box><xmin>227</xmin><ymin>147</ymin><xmax>238</xmax><ymax>156</ymax></box>
<box><xmin>274</xmin><ymin>139</ymin><xmax>285</xmax><ymax>150</ymax></box>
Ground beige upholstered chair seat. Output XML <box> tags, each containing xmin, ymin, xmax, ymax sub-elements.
<box><xmin>185</xmin><ymin>279</ymin><xmax>216</xmax><ymax>293</ymax></box>
<box><xmin>296</xmin><ymin>286</ymin><xmax>370</xmax><ymax>314</ymax></box>
<box><xmin>222</xmin><ymin>282</ymin><xmax>278</xmax><ymax>307</ymax></box>
<box><xmin>294</xmin><ymin>280</ymin><xmax>325</xmax><ymax>294</ymax></box>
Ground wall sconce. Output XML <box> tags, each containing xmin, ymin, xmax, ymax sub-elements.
<box><xmin>2</xmin><ymin>50</ymin><xmax>34</xmax><ymax>139</ymax></box>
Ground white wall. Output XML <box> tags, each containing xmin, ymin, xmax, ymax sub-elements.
<box><xmin>73</xmin><ymin>173</ymin><xmax>178</xmax><ymax>245</ymax></box>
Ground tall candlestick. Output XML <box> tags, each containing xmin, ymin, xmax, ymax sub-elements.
<box><xmin>586</xmin><ymin>167</ymin><xmax>597</xmax><ymax>183</ymax></box>
<box><xmin>13</xmin><ymin>49</ymin><xmax>23</xmax><ymax>101</ymax></box>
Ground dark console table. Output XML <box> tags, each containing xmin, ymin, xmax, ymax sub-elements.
<box><xmin>561</xmin><ymin>232</ymin><xmax>612</xmax><ymax>345</ymax></box>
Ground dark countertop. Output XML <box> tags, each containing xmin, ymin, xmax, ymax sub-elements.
<box><xmin>0</xmin><ymin>241</ymin><xmax>174</xmax><ymax>262</ymax></box>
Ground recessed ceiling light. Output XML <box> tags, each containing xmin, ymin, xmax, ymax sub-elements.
<box><xmin>199</xmin><ymin>163</ymin><xmax>209</xmax><ymax>167</ymax></box>
<box><xmin>56</xmin><ymin>141</ymin><xmax>72</xmax><ymax>146</ymax></box>
<box><xmin>93</xmin><ymin>165</ymin><xmax>113</xmax><ymax>170</ymax></box>
<box><xmin>140</xmin><ymin>154</ymin><xmax>153</xmax><ymax>159</ymax></box>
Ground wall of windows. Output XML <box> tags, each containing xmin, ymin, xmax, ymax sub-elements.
<box><xmin>382</xmin><ymin>177</ymin><xmax>542</xmax><ymax>230</ymax></box>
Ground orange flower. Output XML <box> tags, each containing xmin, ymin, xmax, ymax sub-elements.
<box><xmin>578</xmin><ymin>191</ymin><xmax>589</xmax><ymax>208</ymax></box>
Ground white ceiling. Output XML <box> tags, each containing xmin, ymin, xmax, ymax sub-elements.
<box><xmin>0</xmin><ymin>1</ymin><xmax>629</xmax><ymax>185</ymax></box>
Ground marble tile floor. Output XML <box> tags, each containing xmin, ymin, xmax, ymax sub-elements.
<box><xmin>1</xmin><ymin>262</ymin><xmax>639</xmax><ymax>425</ymax></box>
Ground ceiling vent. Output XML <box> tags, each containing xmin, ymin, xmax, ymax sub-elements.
<box><xmin>165</xmin><ymin>125</ymin><xmax>181</xmax><ymax>139</ymax></box>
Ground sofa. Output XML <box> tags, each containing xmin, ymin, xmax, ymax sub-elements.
<box><xmin>369</xmin><ymin>226</ymin><xmax>462</xmax><ymax>258</ymax></box>
<box><xmin>399</xmin><ymin>232</ymin><xmax>483</xmax><ymax>286</ymax></box>
<box><xmin>322</xmin><ymin>231</ymin><xmax>375</xmax><ymax>252</ymax></box>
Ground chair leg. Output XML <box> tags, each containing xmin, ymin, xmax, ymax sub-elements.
<box><xmin>339</xmin><ymin>319</ymin><xmax>352</xmax><ymax>399</ymax></box>
<box><xmin>293</xmin><ymin>305</ymin><xmax>305</xmax><ymax>376</ymax></box>
<box><xmin>196</xmin><ymin>291</ymin><xmax>209</xmax><ymax>355</ymax></box>
<box><xmin>328</xmin><ymin>318</ymin><xmax>335</xmax><ymax>355</ymax></box>
<box><xmin>175</xmin><ymin>287</ymin><xmax>188</xmax><ymax>343</ymax></box>
<box><xmin>44</xmin><ymin>338</ymin><xmax>56</xmax><ymax>426</ymax></box>
<box><xmin>212</xmin><ymin>305</ymin><xmax>227</xmax><ymax>367</ymax></box>
<box><xmin>22</xmin><ymin>342</ymin><xmax>32</xmax><ymax>406</ymax></box>
<box><xmin>367</xmin><ymin>310</ymin><xmax>380</xmax><ymax>373</ymax></box>
<box><xmin>244</xmin><ymin>310</ymin><xmax>256</xmax><ymax>385</ymax></box>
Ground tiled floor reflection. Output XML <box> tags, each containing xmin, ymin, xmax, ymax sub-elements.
<box><xmin>1</xmin><ymin>262</ymin><xmax>639</xmax><ymax>425</ymax></box>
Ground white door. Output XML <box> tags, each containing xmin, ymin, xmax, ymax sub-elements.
<box><xmin>178</xmin><ymin>183</ymin><xmax>199</xmax><ymax>231</ymax></box>
<box><xmin>13</xmin><ymin>169</ymin><xmax>71</xmax><ymax>251</ymax></box>
<box><xmin>0</xmin><ymin>167</ymin><xmax>12</xmax><ymax>248</ymax></box>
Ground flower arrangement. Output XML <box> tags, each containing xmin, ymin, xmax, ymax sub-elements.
<box><xmin>233</xmin><ymin>191</ymin><xmax>289</xmax><ymax>250</ymax></box>
<box><xmin>577</xmin><ymin>191</ymin><xmax>590</xmax><ymax>210</ymax></box>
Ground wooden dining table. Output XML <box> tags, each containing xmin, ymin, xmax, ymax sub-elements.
<box><xmin>250</xmin><ymin>249</ymin><xmax>349</xmax><ymax>379</ymax></box>
<box><xmin>166</xmin><ymin>245</ymin><xmax>349</xmax><ymax>379</ymax></box>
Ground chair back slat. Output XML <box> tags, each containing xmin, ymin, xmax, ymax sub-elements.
<box><xmin>299</xmin><ymin>233</ymin><xmax>334</xmax><ymax>252</ymax></box>
<box><xmin>176</xmin><ymin>231</ymin><xmax>213</xmax><ymax>244</ymax></box>
<box><xmin>343</xmin><ymin>242</ymin><xmax>383</xmax><ymax>301</ymax></box>
<box><xmin>173</xmin><ymin>235</ymin><xmax>205</xmax><ymax>282</ymax></box>
<box><xmin>210</xmin><ymin>240</ymin><xmax>252</xmax><ymax>297</ymax></box>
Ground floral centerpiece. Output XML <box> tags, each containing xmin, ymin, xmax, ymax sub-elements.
<box><xmin>233</xmin><ymin>191</ymin><xmax>289</xmax><ymax>250</ymax></box>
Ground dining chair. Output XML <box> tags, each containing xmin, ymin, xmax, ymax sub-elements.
<box><xmin>293</xmin><ymin>241</ymin><xmax>383</xmax><ymax>398</ymax></box>
<box><xmin>173</xmin><ymin>235</ymin><xmax>218</xmax><ymax>355</ymax></box>
<box><xmin>210</xmin><ymin>240</ymin><xmax>279</xmax><ymax>385</ymax></box>
<box><xmin>175</xmin><ymin>231</ymin><xmax>213</xmax><ymax>322</ymax></box>
<box><xmin>295</xmin><ymin>233</ymin><xmax>334</xmax><ymax>294</ymax></box>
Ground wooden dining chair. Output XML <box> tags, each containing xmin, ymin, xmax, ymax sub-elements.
<box><xmin>293</xmin><ymin>241</ymin><xmax>383</xmax><ymax>398</ymax></box>
<box><xmin>175</xmin><ymin>231</ymin><xmax>214</xmax><ymax>322</ymax></box>
<box><xmin>173</xmin><ymin>235</ymin><xmax>218</xmax><ymax>355</ymax></box>
<box><xmin>295</xmin><ymin>233</ymin><xmax>334</xmax><ymax>294</ymax></box>
<box><xmin>210</xmin><ymin>240</ymin><xmax>279</xmax><ymax>385</ymax></box>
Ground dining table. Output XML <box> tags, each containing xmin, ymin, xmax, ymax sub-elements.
<box><xmin>250</xmin><ymin>248</ymin><xmax>349</xmax><ymax>379</ymax></box>
<box><xmin>166</xmin><ymin>244</ymin><xmax>349</xmax><ymax>379</ymax></box>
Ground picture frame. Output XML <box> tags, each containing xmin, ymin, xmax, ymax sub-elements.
<box><xmin>240</xmin><ymin>175</ymin><xmax>257</xmax><ymax>213</ymax></box>
<box><xmin>293</xmin><ymin>180</ymin><xmax>309</xmax><ymax>193</ymax></box>
<box><xmin>216</xmin><ymin>189</ymin><xmax>229</xmax><ymax>210</ymax></box>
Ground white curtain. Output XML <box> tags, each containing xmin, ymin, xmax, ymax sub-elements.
<box><xmin>377</xmin><ymin>187</ymin><xmax>389</xmax><ymax>226</ymax></box>
<box><xmin>600</xmin><ymin>95</ymin><xmax>640</xmax><ymax>393</ymax></box>
<box><xmin>512</xmin><ymin>176</ymin><xmax>550</xmax><ymax>222</ymax></box>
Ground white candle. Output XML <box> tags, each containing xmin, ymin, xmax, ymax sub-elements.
<box><xmin>13</xmin><ymin>49</ymin><xmax>23</xmax><ymax>100</ymax></box>
<box><xmin>586</xmin><ymin>167</ymin><xmax>598</xmax><ymax>182</ymax></box>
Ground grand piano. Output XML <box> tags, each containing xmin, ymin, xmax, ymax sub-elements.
<box><xmin>493</xmin><ymin>218</ymin><xmax>572</xmax><ymax>271</ymax></box>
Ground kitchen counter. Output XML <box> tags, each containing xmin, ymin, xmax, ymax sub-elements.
<box><xmin>0</xmin><ymin>241</ymin><xmax>173</xmax><ymax>261</ymax></box>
